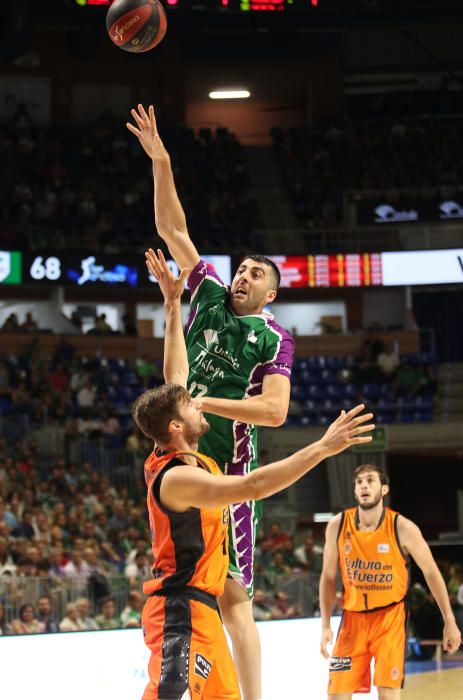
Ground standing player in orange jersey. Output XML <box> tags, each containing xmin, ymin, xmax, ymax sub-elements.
<box><xmin>132</xmin><ymin>251</ymin><xmax>375</xmax><ymax>700</ymax></box>
<box><xmin>319</xmin><ymin>464</ymin><xmax>461</xmax><ymax>700</ymax></box>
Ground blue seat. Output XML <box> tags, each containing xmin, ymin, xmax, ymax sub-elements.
<box><xmin>300</xmin><ymin>369</ymin><xmax>320</xmax><ymax>384</ymax></box>
<box><xmin>325</xmin><ymin>357</ymin><xmax>343</xmax><ymax>370</ymax></box>
<box><xmin>298</xmin><ymin>415</ymin><xmax>317</xmax><ymax>428</ymax></box>
<box><xmin>376</xmin><ymin>413</ymin><xmax>395</xmax><ymax>425</ymax></box>
<box><xmin>306</xmin><ymin>385</ymin><xmax>324</xmax><ymax>400</ymax></box>
<box><xmin>319</xmin><ymin>369</ymin><xmax>335</xmax><ymax>384</ymax></box>
<box><xmin>342</xmin><ymin>384</ymin><xmax>357</xmax><ymax>399</ymax></box>
<box><xmin>307</xmin><ymin>357</ymin><xmax>325</xmax><ymax>370</ymax></box>
<box><xmin>293</xmin><ymin>358</ymin><xmax>309</xmax><ymax>372</ymax></box>
<box><xmin>326</xmin><ymin>383</ymin><xmax>342</xmax><ymax>399</ymax></box>
<box><xmin>362</xmin><ymin>383</ymin><xmax>380</xmax><ymax>400</ymax></box>
<box><xmin>396</xmin><ymin>411</ymin><xmax>414</xmax><ymax>423</ymax></box>
<box><xmin>290</xmin><ymin>385</ymin><xmax>306</xmax><ymax>401</ymax></box>
<box><xmin>414</xmin><ymin>411</ymin><xmax>433</xmax><ymax>423</ymax></box>
<box><xmin>301</xmin><ymin>399</ymin><xmax>317</xmax><ymax>416</ymax></box>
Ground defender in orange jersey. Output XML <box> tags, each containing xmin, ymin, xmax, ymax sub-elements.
<box><xmin>320</xmin><ymin>464</ymin><xmax>461</xmax><ymax>699</ymax></box>
<box><xmin>131</xmin><ymin>250</ymin><xmax>375</xmax><ymax>700</ymax></box>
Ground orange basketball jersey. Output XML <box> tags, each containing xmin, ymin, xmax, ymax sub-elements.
<box><xmin>337</xmin><ymin>507</ymin><xmax>410</xmax><ymax>612</ymax></box>
<box><xmin>143</xmin><ymin>450</ymin><xmax>229</xmax><ymax>597</ymax></box>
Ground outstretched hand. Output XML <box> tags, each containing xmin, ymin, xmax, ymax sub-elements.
<box><xmin>126</xmin><ymin>104</ymin><xmax>169</xmax><ymax>162</ymax></box>
<box><xmin>145</xmin><ymin>248</ymin><xmax>189</xmax><ymax>303</ymax></box>
<box><xmin>320</xmin><ymin>404</ymin><xmax>374</xmax><ymax>457</ymax></box>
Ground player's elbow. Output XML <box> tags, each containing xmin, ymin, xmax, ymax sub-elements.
<box><xmin>164</xmin><ymin>371</ymin><xmax>188</xmax><ymax>388</ymax></box>
<box><xmin>268</xmin><ymin>403</ymin><xmax>288</xmax><ymax>427</ymax></box>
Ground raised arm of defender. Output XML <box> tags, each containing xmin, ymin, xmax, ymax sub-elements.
<box><xmin>161</xmin><ymin>405</ymin><xmax>374</xmax><ymax>512</ymax></box>
<box><xmin>146</xmin><ymin>248</ymin><xmax>190</xmax><ymax>387</ymax></box>
<box><xmin>126</xmin><ymin>104</ymin><xmax>200</xmax><ymax>271</ymax></box>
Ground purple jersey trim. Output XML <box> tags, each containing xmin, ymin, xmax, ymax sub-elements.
<box><xmin>188</xmin><ymin>258</ymin><xmax>227</xmax><ymax>299</ymax></box>
<box><xmin>263</xmin><ymin>319</ymin><xmax>294</xmax><ymax>377</ymax></box>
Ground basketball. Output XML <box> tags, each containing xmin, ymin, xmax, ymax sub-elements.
<box><xmin>106</xmin><ymin>0</ymin><xmax>167</xmax><ymax>53</ymax></box>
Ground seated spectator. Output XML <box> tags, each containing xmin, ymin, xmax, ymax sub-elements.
<box><xmin>76</xmin><ymin>380</ymin><xmax>96</xmax><ymax>409</ymax></box>
<box><xmin>394</xmin><ymin>362</ymin><xmax>436</xmax><ymax>398</ymax></box>
<box><xmin>252</xmin><ymin>589</ymin><xmax>273</xmax><ymax>621</ymax></box>
<box><xmin>88</xmin><ymin>314</ymin><xmax>112</xmax><ymax>335</ymax></box>
<box><xmin>120</xmin><ymin>590</ymin><xmax>144</xmax><ymax>628</ymax></box>
<box><xmin>62</xmin><ymin>549</ymin><xmax>91</xmax><ymax>595</ymax></box>
<box><xmin>36</xmin><ymin>595</ymin><xmax>60</xmax><ymax>633</ymax></box>
<box><xmin>267</xmin><ymin>522</ymin><xmax>291</xmax><ymax>549</ymax></box>
<box><xmin>9</xmin><ymin>603</ymin><xmax>45</xmax><ymax>635</ymax></box>
<box><xmin>377</xmin><ymin>343</ymin><xmax>400</xmax><ymax>379</ymax></box>
<box><xmin>294</xmin><ymin>537</ymin><xmax>324</xmax><ymax>573</ymax></box>
<box><xmin>100</xmin><ymin>411</ymin><xmax>121</xmax><ymax>438</ymax></box>
<box><xmin>95</xmin><ymin>596</ymin><xmax>119</xmax><ymax>630</ymax></box>
<box><xmin>76</xmin><ymin>597</ymin><xmax>99</xmax><ymax>631</ymax></box>
<box><xmin>59</xmin><ymin>603</ymin><xmax>85</xmax><ymax>633</ymax></box>
<box><xmin>49</xmin><ymin>363</ymin><xmax>70</xmax><ymax>393</ymax></box>
<box><xmin>264</xmin><ymin>551</ymin><xmax>292</xmax><ymax>590</ymax></box>
<box><xmin>11</xmin><ymin>510</ymin><xmax>35</xmax><ymax>540</ymax></box>
<box><xmin>0</xmin><ymin>534</ymin><xmax>16</xmax><ymax>576</ymax></box>
<box><xmin>124</xmin><ymin>550</ymin><xmax>151</xmax><ymax>587</ymax></box>
<box><xmin>270</xmin><ymin>591</ymin><xmax>301</xmax><ymax>620</ymax></box>
<box><xmin>21</xmin><ymin>312</ymin><xmax>38</xmax><ymax>333</ymax></box>
<box><xmin>280</xmin><ymin>536</ymin><xmax>300</xmax><ymax>570</ymax></box>
<box><xmin>107</xmin><ymin>501</ymin><xmax>129</xmax><ymax>531</ymax></box>
<box><xmin>122</xmin><ymin>313</ymin><xmax>137</xmax><ymax>337</ymax></box>
<box><xmin>1</xmin><ymin>313</ymin><xmax>20</xmax><ymax>332</ymax></box>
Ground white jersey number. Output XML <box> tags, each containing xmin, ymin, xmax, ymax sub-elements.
<box><xmin>189</xmin><ymin>381</ymin><xmax>208</xmax><ymax>399</ymax></box>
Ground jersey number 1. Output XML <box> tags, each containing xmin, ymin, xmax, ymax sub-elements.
<box><xmin>363</xmin><ymin>593</ymin><xmax>369</xmax><ymax>610</ymax></box>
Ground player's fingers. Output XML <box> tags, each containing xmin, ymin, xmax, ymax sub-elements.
<box><xmin>348</xmin><ymin>412</ymin><xmax>374</xmax><ymax>427</ymax></box>
<box><xmin>349</xmin><ymin>423</ymin><xmax>375</xmax><ymax>435</ymax></box>
<box><xmin>126</xmin><ymin>123</ymin><xmax>141</xmax><ymax>137</ymax></box>
<box><xmin>145</xmin><ymin>248</ymin><xmax>160</xmax><ymax>267</ymax></box>
<box><xmin>179</xmin><ymin>268</ymin><xmax>190</xmax><ymax>285</ymax></box>
<box><xmin>149</xmin><ymin>104</ymin><xmax>158</xmax><ymax>131</ymax></box>
<box><xmin>349</xmin><ymin>436</ymin><xmax>373</xmax><ymax>444</ymax></box>
<box><xmin>131</xmin><ymin>108</ymin><xmax>144</xmax><ymax>128</ymax></box>
<box><xmin>145</xmin><ymin>250</ymin><xmax>161</xmax><ymax>277</ymax></box>
<box><xmin>344</xmin><ymin>403</ymin><xmax>365</xmax><ymax>420</ymax></box>
<box><xmin>138</xmin><ymin>103</ymin><xmax>150</xmax><ymax>124</ymax></box>
<box><xmin>157</xmin><ymin>250</ymin><xmax>172</xmax><ymax>276</ymax></box>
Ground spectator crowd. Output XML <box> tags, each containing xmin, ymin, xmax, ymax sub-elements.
<box><xmin>0</xmin><ymin>113</ymin><xmax>259</xmax><ymax>256</ymax></box>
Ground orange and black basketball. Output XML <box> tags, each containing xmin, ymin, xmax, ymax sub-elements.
<box><xmin>106</xmin><ymin>0</ymin><xmax>167</xmax><ymax>53</ymax></box>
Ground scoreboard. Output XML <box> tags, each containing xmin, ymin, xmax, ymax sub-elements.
<box><xmin>77</xmin><ymin>0</ymin><xmax>319</xmax><ymax>11</ymax></box>
<box><xmin>269</xmin><ymin>254</ymin><xmax>383</xmax><ymax>288</ymax></box>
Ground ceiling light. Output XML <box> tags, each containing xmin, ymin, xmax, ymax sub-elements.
<box><xmin>208</xmin><ymin>90</ymin><xmax>251</xmax><ymax>100</ymax></box>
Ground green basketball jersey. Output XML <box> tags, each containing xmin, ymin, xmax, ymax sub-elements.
<box><xmin>186</xmin><ymin>260</ymin><xmax>294</xmax><ymax>477</ymax></box>
<box><xmin>186</xmin><ymin>260</ymin><xmax>294</xmax><ymax>593</ymax></box>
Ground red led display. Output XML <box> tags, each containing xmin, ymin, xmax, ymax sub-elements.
<box><xmin>269</xmin><ymin>254</ymin><xmax>383</xmax><ymax>288</ymax></box>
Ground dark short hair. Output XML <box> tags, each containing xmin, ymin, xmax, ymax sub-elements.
<box><xmin>352</xmin><ymin>464</ymin><xmax>390</xmax><ymax>487</ymax></box>
<box><xmin>242</xmin><ymin>255</ymin><xmax>281</xmax><ymax>290</ymax></box>
<box><xmin>132</xmin><ymin>384</ymin><xmax>190</xmax><ymax>446</ymax></box>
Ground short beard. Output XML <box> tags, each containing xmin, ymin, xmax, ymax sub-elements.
<box><xmin>182</xmin><ymin>418</ymin><xmax>210</xmax><ymax>445</ymax></box>
<box><xmin>356</xmin><ymin>492</ymin><xmax>383</xmax><ymax>511</ymax></box>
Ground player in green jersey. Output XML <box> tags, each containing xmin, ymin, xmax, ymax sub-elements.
<box><xmin>128</xmin><ymin>104</ymin><xmax>294</xmax><ymax>700</ymax></box>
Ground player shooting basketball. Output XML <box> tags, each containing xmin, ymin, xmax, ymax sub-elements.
<box><xmin>134</xmin><ymin>250</ymin><xmax>374</xmax><ymax>700</ymax></box>
<box><xmin>127</xmin><ymin>104</ymin><xmax>294</xmax><ymax>700</ymax></box>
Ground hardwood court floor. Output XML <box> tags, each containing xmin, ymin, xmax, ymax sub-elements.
<box><xmin>402</xmin><ymin>666</ymin><xmax>463</xmax><ymax>700</ymax></box>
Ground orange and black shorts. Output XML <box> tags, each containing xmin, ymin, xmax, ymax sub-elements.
<box><xmin>142</xmin><ymin>588</ymin><xmax>241</xmax><ymax>700</ymax></box>
<box><xmin>328</xmin><ymin>602</ymin><xmax>408</xmax><ymax>695</ymax></box>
